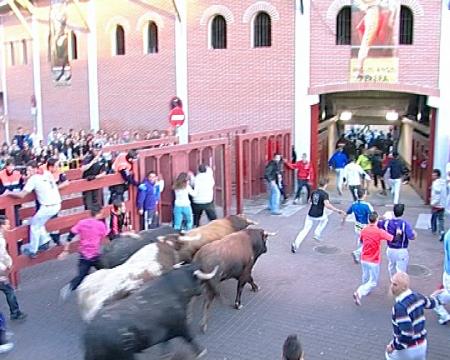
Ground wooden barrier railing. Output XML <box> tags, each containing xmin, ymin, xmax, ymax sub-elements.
<box><xmin>1</xmin><ymin>173</ymin><xmax>138</xmax><ymax>286</ymax></box>
<box><xmin>236</xmin><ymin>130</ymin><xmax>292</xmax><ymax>214</ymax></box>
<box><xmin>58</xmin><ymin>137</ymin><xmax>179</xmax><ymax>181</ymax></box>
<box><xmin>0</xmin><ymin>136</ymin><xmax>233</xmax><ymax>287</ymax></box>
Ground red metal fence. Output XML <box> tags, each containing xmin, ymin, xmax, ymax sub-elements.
<box><xmin>0</xmin><ymin>126</ymin><xmax>297</xmax><ymax>286</ymax></box>
<box><xmin>236</xmin><ymin>129</ymin><xmax>292</xmax><ymax>214</ymax></box>
<box><xmin>135</xmin><ymin>138</ymin><xmax>232</xmax><ymax>227</ymax></box>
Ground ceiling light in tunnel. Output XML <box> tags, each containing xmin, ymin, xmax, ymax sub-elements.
<box><xmin>386</xmin><ymin>111</ymin><xmax>398</xmax><ymax>121</ymax></box>
<box><xmin>339</xmin><ymin>111</ymin><xmax>352</xmax><ymax>121</ymax></box>
<box><xmin>417</xmin><ymin>112</ymin><xmax>422</xmax><ymax>121</ymax></box>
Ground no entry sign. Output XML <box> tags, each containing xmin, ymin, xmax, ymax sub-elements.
<box><xmin>169</xmin><ymin>106</ymin><xmax>185</xmax><ymax>127</ymax></box>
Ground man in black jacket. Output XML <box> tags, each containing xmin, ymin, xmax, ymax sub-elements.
<box><xmin>383</xmin><ymin>152</ymin><xmax>406</xmax><ymax>205</ymax></box>
<box><xmin>264</xmin><ymin>154</ymin><xmax>282</xmax><ymax>215</ymax></box>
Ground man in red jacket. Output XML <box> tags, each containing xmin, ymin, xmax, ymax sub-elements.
<box><xmin>286</xmin><ymin>153</ymin><xmax>314</xmax><ymax>204</ymax></box>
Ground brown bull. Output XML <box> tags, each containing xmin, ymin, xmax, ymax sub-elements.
<box><xmin>158</xmin><ymin>214</ymin><xmax>256</xmax><ymax>262</ymax></box>
<box><xmin>192</xmin><ymin>228</ymin><xmax>274</xmax><ymax>332</ymax></box>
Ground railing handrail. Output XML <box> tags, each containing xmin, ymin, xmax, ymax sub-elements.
<box><xmin>137</xmin><ymin>138</ymin><xmax>229</xmax><ymax>157</ymax></box>
<box><xmin>235</xmin><ymin>128</ymin><xmax>291</xmax><ymax>141</ymax></box>
<box><xmin>188</xmin><ymin>125</ymin><xmax>248</xmax><ymax>141</ymax></box>
<box><xmin>102</xmin><ymin>137</ymin><xmax>179</xmax><ymax>154</ymax></box>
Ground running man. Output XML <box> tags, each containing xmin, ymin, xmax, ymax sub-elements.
<box><xmin>353</xmin><ymin>212</ymin><xmax>393</xmax><ymax>306</ymax></box>
<box><xmin>291</xmin><ymin>178</ymin><xmax>344</xmax><ymax>253</ymax></box>
<box><xmin>342</xmin><ymin>188</ymin><xmax>373</xmax><ymax>264</ymax></box>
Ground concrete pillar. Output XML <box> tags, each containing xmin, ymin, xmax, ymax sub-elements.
<box><xmin>174</xmin><ymin>0</ymin><xmax>189</xmax><ymax>144</ymax></box>
<box><xmin>294</xmin><ymin>0</ymin><xmax>318</xmax><ymax>159</ymax></box>
<box><xmin>87</xmin><ymin>0</ymin><xmax>100</xmax><ymax>131</ymax></box>
<box><xmin>432</xmin><ymin>3</ymin><xmax>450</xmax><ymax>173</ymax></box>
<box><xmin>0</xmin><ymin>25</ymin><xmax>10</xmax><ymax>143</ymax></box>
<box><xmin>31</xmin><ymin>16</ymin><xmax>43</xmax><ymax>140</ymax></box>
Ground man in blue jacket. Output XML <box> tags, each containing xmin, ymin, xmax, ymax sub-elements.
<box><xmin>137</xmin><ymin>171</ymin><xmax>163</xmax><ymax>230</ymax></box>
<box><xmin>328</xmin><ymin>145</ymin><xmax>349</xmax><ymax>195</ymax></box>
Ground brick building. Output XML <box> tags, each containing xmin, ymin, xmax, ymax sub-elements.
<box><xmin>0</xmin><ymin>1</ymin><xmax>449</xmax><ymax>196</ymax></box>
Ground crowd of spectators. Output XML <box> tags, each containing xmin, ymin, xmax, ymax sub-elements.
<box><xmin>0</xmin><ymin>126</ymin><xmax>175</xmax><ymax>170</ymax></box>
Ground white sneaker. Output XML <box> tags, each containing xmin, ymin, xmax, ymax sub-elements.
<box><xmin>438</xmin><ymin>316</ymin><xmax>450</xmax><ymax>325</ymax></box>
<box><xmin>0</xmin><ymin>342</ymin><xmax>14</xmax><ymax>353</ymax></box>
<box><xmin>59</xmin><ymin>284</ymin><xmax>72</xmax><ymax>302</ymax></box>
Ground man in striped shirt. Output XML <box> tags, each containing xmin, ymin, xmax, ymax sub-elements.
<box><xmin>386</xmin><ymin>272</ymin><xmax>442</xmax><ymax>360</ymax></box>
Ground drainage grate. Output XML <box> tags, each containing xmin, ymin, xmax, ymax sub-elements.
<box><xmin>407</xmin><ymin>264</ymin><xmax>431</xmax><ymax>278</ymax></box>
<box><xmin>313</xmin><ymin>245</ymin><xmax>341</xmax><ymax>255</ymax></box>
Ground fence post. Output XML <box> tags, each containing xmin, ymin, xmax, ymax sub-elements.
<box><xmin>223</xmin><ymin>144</ymin><xmax>232</xmax><ymax>216</ymax></box>
<box><xmin>236</xmin><ymin>134</ymin><xmax>244</xmax><ymax>214</ymax></box>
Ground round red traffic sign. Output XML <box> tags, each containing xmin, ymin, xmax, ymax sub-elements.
<box><xmin>169</xmin><ymin>106</ymin><xmax>185</xmax><ymax>127</ymax></box>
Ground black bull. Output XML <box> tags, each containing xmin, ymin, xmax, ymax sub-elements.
<box><xmin>84</xmin><ymin>264</ymin><xmax>217</xmax><ymax>360</ymax></box>
<box><xmin>192</xmin><ymin>228</ymin><xmax>273</xmax><ymax>333</ymax></box>
<box><xmin>98</xmin><ymin>225</ymin><xmax>177</xmax><ymax>268</ymax></box>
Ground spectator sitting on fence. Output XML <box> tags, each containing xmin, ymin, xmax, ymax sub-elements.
<box><xmin>0</xmin><ymin>216</ymin><xmax>27</xmax><ymax>321</ymax></box>
<box><xmin>59</xmin><ymin>205</ymin><xmax>108</xmax><ymax>301</ymax></box>
<box><xmin>81</xmin><ymin>144</ymin><xmax>107</xmax><ymax>211</ymax></box>
<box><xmin>8</xmin><ymin>159</ymin><xmax>63</xmax><ymax>258</ymax></box>
<box><xmin>173</xmin><ymin>172</ymin><xmax>195</xmax><ymax>231</ymax></box>
<box><xmin>282</xmin><ymin>334</ymin><xmax>304</xmax><ymax>360</ymax></box>
<box><xmin>109</xmin><ymin>150</ymin><xmax>138</xmax><ymax>204</ymax></box>
<box><xmin>0</xmin><ymin>158</ymin><xmax>25</xmax><ymax>225</ymax></box>
<box><xmin>137</xmin><ymin>171</ymin><xmax>163</xmax><ymax>230</ymax></box>
<box><xmin>190</xmin><ymin>164</ymin><xmax>217</xmax><ymax>227</ymax></box>
<box><xmin>109</xmin><ymin>199</ymin><xmax>131</xmax><ymax>240</ymax></box>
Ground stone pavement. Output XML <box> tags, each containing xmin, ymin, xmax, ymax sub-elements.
<box><xmin>1</xmin><ymin>183</ymin><xmax>449</xmax><ymax>359</ymax></box>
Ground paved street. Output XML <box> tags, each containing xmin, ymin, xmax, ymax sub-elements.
<box><xmin>1</xmin><ymin>184</ymin><xmax>449</xmax><ymax>360</ymax></box>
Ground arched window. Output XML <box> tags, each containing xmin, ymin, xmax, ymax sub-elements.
<box><xmin>115</xmin><ymin>25</ymin><xmax>125</xmax><ymax>55</ymax></box>
<box><xmin>211</xmin><ymin>15</ymin><xmax>227</xmax><ymax>49</ymax></box>
<box><xmin>336</xmin><ymin>6</ymin><xmax>351</xmax><ymax>45</ymax></box>
<box><xmin>21</xmin><ymin>40</ymin><xmax>27</xmax><ymax>65</ymax></box>
<box><xmin>399</xmin><ymin>6</ymin><xmax>413</xmax><ymax>45</ymax></box>
<box><xmin>253</xmin><ymin>12</ymin><xmax>271</xmax><ymax>47</ymax></box>
<box><xmin>70</xmin><ymin>31</ymin><xmax>78</xmax><ymax>60</ymax></box>
<box><xmin>147</xmin><ymin>21</ymin><xmax>158</xmax><ymax>54</ymax></box>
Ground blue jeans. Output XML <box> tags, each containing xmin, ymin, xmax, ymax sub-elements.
<box><xmin>266</xmin><ymin>180</ymin><xmax>281</xmax><ymax>213</ymax></box>
<box><xmin>173</xmin><ymin>206</ymin><xmax>193</xmax><ymax>231</ymax></box>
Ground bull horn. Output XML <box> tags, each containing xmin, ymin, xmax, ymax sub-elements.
<box><xmin>122</xmin><ymin>232</ymin><xmax>140</xmax><ymax>239</ymax></box>
<box><xmin>194</xmin><ymin>266</ymin><xmax>219</xmax><ymax>280</ymax></box>
<box><xmin>265</xmin><ymin>231</ymin><xmax>277</xmax><ymax>236</ymax></box>
<box><xmin>173</xmin><ymin>261</ymin><xmax>186</xmax><ymax>269</ymax></box>
<box><xmin>246</xmin><ymin>217</ymin><xmax>258</xmax><ymax>225</ymax></box>
<box><xmin>179</xmin><ymin>233</ymin><xmax>202</xmax><ymax>242</ymax></box>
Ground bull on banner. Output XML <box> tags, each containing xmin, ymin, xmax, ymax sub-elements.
<box><xmin>49</xmin><ymin>0</ymin><xmax>71</xmax><ymax>85</ymax></box>
<box><xmin>350</xmin><ymin>0</ymin><xmax>400</xmax><ymax>83</ymax></box>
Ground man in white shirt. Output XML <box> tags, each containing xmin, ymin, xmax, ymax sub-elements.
<box><xmin>343</xmin><ymin>156</ymin><xmax>371</xmax><ymax>201</ymax></box>
<box><xmin>190</xmin><ymin>164</ymin><xmax>217</xmax><ymax>227</ymax></box>
<box><xmin>8</xmin><ymin>159</ymin><xmax>63</xmax><ymax>258</ymax></box>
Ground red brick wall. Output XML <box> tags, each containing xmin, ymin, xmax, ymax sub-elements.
<box><xmin>187</xmin><ymin>1</ymin><xmax>295</xmax><ymax>133</ymax></box>
<box><xmin>3</xmin><ymin>19</ymin><xmax>34</xmax><ymax>133</ymax></box>
<box><xmin>310</xmin><ymin>0</ymin><xmax>441</xmax><ymax>96</ymax></box>
<box><xmin>95</xmin><ymin>0</ymin><xmax>176</xmax><ymax>133</ymax></box>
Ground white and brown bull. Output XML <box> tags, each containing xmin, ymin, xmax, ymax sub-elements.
<box><xmin>158</xmin><ymin>214</ymin><xmax>257</xmax><ymax>262</ymax></box>
<box><xmin>192</xmin><ymin>228</ymin><xmax>275</xmax><ymax>333</ymax></box>
<box><xmin>77</xmin><ymin>240</ymin><xmax>179</xmax><ymax>322</ymax></box>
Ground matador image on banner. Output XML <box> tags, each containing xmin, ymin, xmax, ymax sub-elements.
<box><xmin>350</xmin><ymin>0</ymin><xmax>400</xmax><ymax>83</ymax></box>
<box><xmin>49</xmin><ymin>0</ymin><xmax>72</xmax><ymax>85</ymax></box>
